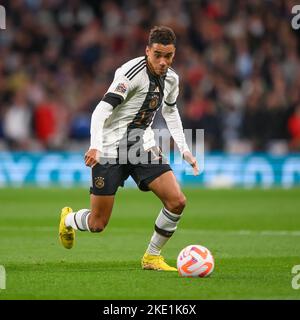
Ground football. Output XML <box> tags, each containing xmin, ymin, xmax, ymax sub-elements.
<box><xmin>177</xmin><ymin>244</ymin><xmax>214</xmax><ymax>277</ymax></box>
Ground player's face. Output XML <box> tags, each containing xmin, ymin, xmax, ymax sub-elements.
<box><xmin>146</xmin><ymin>43</ymin><xmax>175</xmax><ymax>76</ymax></box>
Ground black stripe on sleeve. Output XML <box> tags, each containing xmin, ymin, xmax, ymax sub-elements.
<box><xmin>128</xmin><ymin>64</ymin><xmax>146</xmax><ymax>80</ymax></box>
<box><xmin>125</xmin><ymin>59</ymin><xmax>146</xmax><ymax>78</ymax></box>
<box><xmin>164</xmin><ymin>100</ymin><xmax>176</xmax><ymax>106</ymax></box>
<box><xmin>168</xmin><ymin>66</ymin><xmax>177</xmax><ymax>74</ymax></box>
<box><xmin>102</xmin><ymin>93</ymin><xmax>124</xmax><ymax>109</ymax></box>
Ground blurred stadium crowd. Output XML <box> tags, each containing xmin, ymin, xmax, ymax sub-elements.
<box><xmin>1</xmin><ymin>0</ymin><xmax>300</xmax><ymax>153</ymax></box>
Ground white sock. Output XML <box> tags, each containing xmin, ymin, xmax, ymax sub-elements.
<box><xmin>146</xmin><ymin>207</ymin><xmax>181</xmax><ymax>256</ymax></box>
<box><xmin>65</xmin><ymin>209</ymin><xmax>91</xmax><ymax>231</ymax></box>
<box><xmin>146</xmin><ymin>232</ymin><xmax>169</xmax><ymax>256</ymax></box>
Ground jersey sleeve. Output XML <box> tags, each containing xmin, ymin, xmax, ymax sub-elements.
<box><xmin>90</xmin><ymin>101</ymin><xmax>113</xmax><ymax>151</ymax></box>
<box><xmin>164</xmin><ymin>73</ymin><xmax>179</xmax><ymax>106</ymax></box>
<box><xmin>102</xmin><ymin>67</ymin><xmax>132</xmax><ymax>108</ymax></box>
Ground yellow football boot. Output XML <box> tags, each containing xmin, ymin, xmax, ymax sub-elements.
<box><xmin>141</xmin><ymin>253</ymin><xmax>177</xmax><ymax>271</ymax></box>
<box><xmin>59</xmin><ymin>207</ymin><xmax>75</xmax><ymax>249</ymax></box>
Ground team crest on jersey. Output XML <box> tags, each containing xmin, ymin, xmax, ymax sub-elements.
<box><xmin>94</xmin><ymin>177</ymin><xmax>105</xmax><ymax>189</ymax></box>
<box><xmin>149</xmin><ymin>95</ymin><xmax>159</xmax><ymax>109</ymax></box>
<box><xmin>114</xmin><ymin>83</ymin><xmax>127</xmax><ymax>95</ymax></box>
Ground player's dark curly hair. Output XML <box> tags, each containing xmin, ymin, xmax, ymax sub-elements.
<box><xmin>148</xmin><ymin>26</ymin><xmax>176</xmax><ymax>46</ymax></box>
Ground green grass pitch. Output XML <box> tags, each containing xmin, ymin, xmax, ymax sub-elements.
<box><xmin>0</xmin><ymin>187</ymin><xmax>300</xmax><ymax>300</ymax></box>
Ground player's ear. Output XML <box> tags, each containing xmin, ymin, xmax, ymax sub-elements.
<box><xmin>171</xmin><ymin>46</ymin><xmax>176</xmax><ymax>57</ymax></box>
<box><xmin>145</xmin><ymin>46</ymin><xmax>150</xmax><ymax>56</ymax></box>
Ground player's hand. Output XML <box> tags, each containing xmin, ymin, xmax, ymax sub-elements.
<box><xmin>84</xmin><ymin>149</ymin><xmax>100</xmax><ymax>168</ymax></box>
<box><xmin>183</xmin><ymin>151</ymin><xmax>199</xmax><ymax>176</ymax></box>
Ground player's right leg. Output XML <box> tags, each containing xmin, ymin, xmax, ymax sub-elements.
<box><xmin>59</xmin><ymin>162</ymin><xmax>124</xmax><ymax>249</ymax></box>
<box><xmin>59</xmin><ymin>196</ymin><xmax>115</xmax><ymax>247</ymax></box>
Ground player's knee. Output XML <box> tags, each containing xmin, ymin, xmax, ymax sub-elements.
<box><xmin>166</xmin><ymin>193</ymin><xmax>186</xmax><ymax>214</ymax></box>
<box><xmin>177</xmin><ymin>194</ymin><xmax>187</xmax><ymax>212</ymax></box>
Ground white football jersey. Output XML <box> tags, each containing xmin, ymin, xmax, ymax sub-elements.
<box><xmin>100</xmin><ymin>56</ymin><xmax>179</xmax><ymax>158</ymax></box>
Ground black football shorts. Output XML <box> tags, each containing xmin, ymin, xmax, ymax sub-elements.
<box><xmin>90</xmin><ymin>148</ymin><xmax>172</xmax><ymax>196</ymax></box>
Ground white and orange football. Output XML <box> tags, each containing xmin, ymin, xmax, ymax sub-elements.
<box><xmin>177</xmin><ymin>245</ymin><xmax>214</xmax><ymax>277</ymax></box>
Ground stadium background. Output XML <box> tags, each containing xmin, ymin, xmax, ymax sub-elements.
<box><xmin>0</xmin><ymin>0</ymin><xmax>300</xmax><ymax>301</ymax></box>
<box><xmin>1</xmin><ymin>0</ymin><xmax>300</xmax><ymax>187</ymax></box>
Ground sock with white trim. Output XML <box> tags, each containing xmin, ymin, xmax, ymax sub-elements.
<box><xmin>146</xmin><ymin>207</ymin><xmax>182</xmax><ymax>256</ymax></box>
<box><xmin>65</xmin><ymin>209</ymin><xmax>91</xmax><ymax>231</ymax></box>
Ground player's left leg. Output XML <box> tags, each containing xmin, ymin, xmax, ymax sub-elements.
<box><xmin>142</xmin><ymin>170</ymin><xmax>186</xmax><ymax>271</ymax></box>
